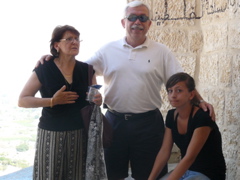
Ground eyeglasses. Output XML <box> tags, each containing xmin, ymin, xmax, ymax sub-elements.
<box><xmin>60</xmin><ymin>37</ymin><xmax>82</xmax><ymax>43</ymax></box>
<box><xmin>125</xmin><ymin>14</ymin><xmax>149</xmax><ymax>22</ymax></box>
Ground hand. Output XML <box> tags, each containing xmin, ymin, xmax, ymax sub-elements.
<box><xmin>199</xmin><ymin>101</ymin><xmax>216</xmax><ymax>121</ymax></box>
<box><xmin>35</xmin><ymin>54</ymin><xmax>53</xmax><ymax>67</ymax></box>
<box><xmin>93</xmin><ymin>93</ymin><xmax>102</xmax><ymax>106</ymax></box>
<box><xmin>52</xmin><ymin>86</ymin><xmax>79</xmax><ymax>106</ymax></box>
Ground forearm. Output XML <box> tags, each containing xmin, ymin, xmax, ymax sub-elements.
<box><xmin>167</xmin><ymin>157</ymin><xmax>195</xmax><ymax>180</ymax></box>
<box><xmin>18</xmin><ymin>96</ymin><xmax>53</xmax><ymax>108</ymax></box>
<box><xmin>148</xmin><ymin>150</ymin><xmax>171</xmax><ymax>180</ymax></box>
<box><xmin>194</xmin><ymin>89</ymin><xmax>204</xmax><ymax>102</ymax></box>
<box><xmin>92</xmin><ymin>74</ymin><xmax>97</xmax><ymax>85</ymax></box>
<box><xmin>167</xmin><ymin>127</ymin><xmax>212</xmax><ymax>179</ymax></box>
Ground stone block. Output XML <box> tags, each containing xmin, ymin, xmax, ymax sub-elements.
<box><xmin>225</xmin><ymin>90</ymin><xmax>240</xmax><ymax>126</ymax></box>
<box><xmin>189</xmin><ymin>30</ymin><xmax>203</xmax><ymax>53</ymax></box>
<box><xmin>151</xmin><ymin>0</ymin><xmax>196</xmax><ymax>27</ymax></box>
<box><xmin>200</xmin><ymin>0</ymin><xmax>229</xmax><ymax>25</ymax></box>
<box><xmin>218</xmin><ymin>53</ymin><xmax>232</xmax><ymax>87</ymax></box>
<box><xmin>202</xmin><ymin>24</ymin><xmax>228</xmax><ymax>52</ymax></box>
<box><xmin>226</xmin><ymin>161</ymin><xmax>237</xmax><ymax>179</ymax></box>
<box><xmin>148</xmin><ymin>29</ymin><xmax>188</xmax><ymax>53</ymax></box>
<box><xmin>228</xmin><ymin>22</ymin><xmax>240</xmax><ymax>49</ymax></box>
<box><xmin>232</xmin><ymin>54</ymin><xmax>240</xmax><ymax>87</ymax></box>
<box><xmin>176</xmin><ymin>55</ymin><xmax>196</xmax><ymax>76</ymax></box>
<box><xmin>200</xmin><ymin>89</ymin><xmax>225</xmax><ymax>125</ymax></box>
<box><xmin>199</xmin><ymin>54</ymin><xmax>218</xmax><ymax>86</ymax></box>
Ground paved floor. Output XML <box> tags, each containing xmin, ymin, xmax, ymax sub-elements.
<box><xmin>0</xmin><ymin>164</ymin><xmax>177</xmax><ymax>180</ymax></box>
<box><xmin>0</xmin><ymin>167</ymin><xmax>33</xmax><ymax>180</ymax></box>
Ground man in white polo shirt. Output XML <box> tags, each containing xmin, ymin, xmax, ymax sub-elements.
<box><xmin>86</xmin><ymin>2</ymin><xmax>214</xmax><ymax>180</ymax></box>
<box><xmin>37</xmin><ymin>1</ymin><xmax>214</xmax><ymax>179</ymax></box>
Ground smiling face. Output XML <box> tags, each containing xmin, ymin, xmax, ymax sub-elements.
<box><xmin>167</xmin><ymin>81</ymin><xmax>195</xmax><ymax>108</ymax></box>
<box><xmin>121</xmin><ymin>5</ymin><xmax>151</xmax><ymax>47</ymax></box>
<box><xmin>54</xmin><ymin>31</ymin><xmax>80</xmax><ymax>57</ymax></box>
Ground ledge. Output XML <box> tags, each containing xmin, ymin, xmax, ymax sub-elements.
<box><xmin>0</xmin><ymin>163</ymin><xmax>178</xmax><ymax>180</ymax></box>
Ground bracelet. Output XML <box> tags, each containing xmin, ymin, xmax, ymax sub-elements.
<box><xmin>50</xmin><ymin>98</ymin><xmax>54</xmax><ymax>108</ymax></box>
<box><xmin>199</xmin><ymin>99</ymin><xmax>205</xmax><ymax>103</ymax></box>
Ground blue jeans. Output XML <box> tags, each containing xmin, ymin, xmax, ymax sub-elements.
<box><xmin>160</xmin><ymin>170</ymin><xmax>210</xmax><ymax>180</ymax></box>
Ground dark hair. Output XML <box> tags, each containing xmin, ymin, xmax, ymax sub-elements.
<box><xmin>166</xmin><ymin>72</ymin><xmax>199</xmax><ymax>105</ymax></box>
<box><xmin>166</xmin><ymin>72</ymin><xmax>195</xmax><ymax>92</ymax></box>
<box><xmin>50</xmin><ymin>25</ymin><xmax>80</xmax><ymax>57</ymax></box>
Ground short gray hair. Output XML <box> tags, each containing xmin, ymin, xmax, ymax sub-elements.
<box><xmin>123</xmin><ymin>1</ymin><xmax>151</xmax><ymax>18</ymax></box>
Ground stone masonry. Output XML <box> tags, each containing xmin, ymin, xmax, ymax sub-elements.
<box><xmin>128</xmin><ymin>0</ymin><xmax>240</xmax><ymax>179</ymax></box>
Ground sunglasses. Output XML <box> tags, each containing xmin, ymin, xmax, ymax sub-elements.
<box><xmin>125</xmin><ymin>14</ymin><xmax>149</xmax><ymax>22</ymax></box>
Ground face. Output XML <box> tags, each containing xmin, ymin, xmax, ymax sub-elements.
<box><xmin>54</xmin><ymin>31</ymin><xmax>80</xmax><ymax>57</ymax></box>
<box><xmin>167</xmin><ymin>81</ymin><xmax>195</xmax><ymax>108</ymax></box>
<box><xmin>121</xmin><ymin>5</ymin><xmax>151</xmax><ymax>46</ymax></box>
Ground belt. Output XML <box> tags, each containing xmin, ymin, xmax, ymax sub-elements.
<box><xmin>107</xmin><ymin>109</ymin><xmax>157</xmax><ymax>120</ymax></box>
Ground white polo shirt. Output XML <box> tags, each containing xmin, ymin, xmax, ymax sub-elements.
<box><xmin>86</xmin><ymin>37</ymin><xmax>183</xmax><ymax>113</ymax></box>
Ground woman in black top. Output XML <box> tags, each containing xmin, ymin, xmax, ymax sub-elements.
<box><xmin>18</xmin><ymin>25</ymin><xmax>102</xmax><ymax>180</ymax></box>
<box><xmin>148</xmin><ymin>72</ymin><xmax>226</xmax><ymax>180</ymax></box>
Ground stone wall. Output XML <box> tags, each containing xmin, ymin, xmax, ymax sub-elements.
<box><xmin>128</xmin><ymin>0</ymin><xmax>240</xmax><ymax>179</ymax></box>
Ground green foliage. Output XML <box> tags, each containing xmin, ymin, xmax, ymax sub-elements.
<box><xmin>0</xmin><ymin>155</ymin><xmax>29</xmax><ymax>170</ymax></box>
<box><xmin>0</xmin><ymin>95</ymin><xmax>39</xmax><ymax>174</ymax></box>
<box><xmin>16</xmin><ymin>143</ymin><xmax>29</xmax><ymax>152</ymax></box>
<box><xmin>0</xmin><ymin>156</ymin><xmax>12</xmax><ymax>167</ymax></box>
<box><xmin>15</xmin><ymin>160</ymin><xmax>29</xmax><ymax>168</ymax></box>
<box><xmin>0</xmin><ymin>156</ymin><xmax>10</xmax><ymax>171</ymax></box>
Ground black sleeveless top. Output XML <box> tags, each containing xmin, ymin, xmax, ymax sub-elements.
<box><xmin>34</xmin><ymin>59</ymin><xmax>91</xmax><ymax>131</ymax></box>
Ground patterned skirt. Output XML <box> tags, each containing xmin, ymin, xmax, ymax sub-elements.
<box><xmin>33</xmin><ymin>128</ymin><xmax>87</xmax><ymax>180</ymax></box>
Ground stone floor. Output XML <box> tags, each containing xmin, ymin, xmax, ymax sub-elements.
<box><xmin>0</xmin><ymin>166</ymin><xmax>32</xmax><ymax>180</ymax></box>
<box><xmin>0</xmin><ymin>163</ymin><xmax>177</xmax><ymax>180</ymax></box>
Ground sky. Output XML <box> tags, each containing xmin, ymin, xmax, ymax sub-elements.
<box><xmin>0</xmin><ymin>0</ymin><xmax>126</xmax><ymax>100</ymax></box>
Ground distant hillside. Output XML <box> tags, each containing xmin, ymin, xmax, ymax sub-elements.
<box><xmin>0</xmin><ymin>93</ymin><xmax>41</xmax><ymax>176</ymax></box>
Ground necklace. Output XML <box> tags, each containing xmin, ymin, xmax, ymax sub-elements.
<box><xmin>60</xmin><ymin>69</ymin><xmax>73</xmax><ymax>78</ymax></box>
<box><xmin>55</xmin><ymin>58</ymin><xmax>75</xmax><ymax>78</ymax></box>
<box><xmin>64</xmin><ymin>74</ymin><xmax>72</xmax><ymax>78</ymax></box>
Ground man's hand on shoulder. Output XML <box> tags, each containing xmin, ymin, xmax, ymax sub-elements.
<box><xmin>35</xmin><ymin>54</ymin><xmax>53</xmax><ymax>67</ymax></box>
<box><xmin>199</xmin><ymin>100</ymin><xmax>216</xmax><ymax>121</ymax></box>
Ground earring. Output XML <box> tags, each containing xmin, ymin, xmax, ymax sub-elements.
<box><xmin>55</xmin><ymin>48</ymin><xmax>59</xmax><ymax>57</ymax></box>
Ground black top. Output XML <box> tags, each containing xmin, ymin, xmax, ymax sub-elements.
<box><xmin>166</xmin><ymin>108</ymin><xmax>226</xmax><ymax>180</ymax></box>
<box><xmin>34</xmin><ymin>59</ymin><xmax>91</xmax><ymax>131</ymax></box>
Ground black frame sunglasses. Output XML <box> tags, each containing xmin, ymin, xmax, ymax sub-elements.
<box><xmin>125</xmin><ymin>14</ymin><xmax>149</xmax><ymax>22</ymax></box>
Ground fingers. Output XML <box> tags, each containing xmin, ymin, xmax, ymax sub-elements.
<box><xmin>53</xmin><ymin>88</ymin><xmax>79</xmax><ymax>105</ymax></box>
<box><xmin>59</xmin><ymin>85</ymin><xmax>67</xmax><ymax>92</ymax></box>
<box><xmin>93</xmin><ymin>93</ymin><xmax>102</xmax><ymax>106</ymax></box>
<box><xmin>206</xmin><ymin>103</ymin><xmax>216</xmax><ymax>121</ymax></box>
<box><xmin>57</xmin><ymin>94</ymin><xmax>79</xmax><ymax>105</ymax></box>
<box><xmin>35</xmin><ymin>55</ymin><xmax>50</xmax><ymax>68</ymax></box>
<box><xmin>66</xmin><ymin>93</ymin><xmax>79</xmax><ymax>101</ymax></box>
<box><xmin>199</xmin><ymin>102</ymin><xmax>216</xmax><ymax>121</ymax></box>
<box><xmin>199</xmin><ymin>101</ymin><xmax>208</xmax><ymax>112</ymax></box>
<box><xmin>46</xmin><ymin>55</ymin><xmax>52</xmax><ymax>61</ymax></box>
<box><xmin>63</xmin><ymin>91</ymin><xmax>79</xmax><ymax>101</ymax></box>
<box><xmin>40</xmin><ymin>55</ymin><xmax>46</xmax><ymax>64</ymax></box>
<box><xmin>39</xmin><ymin>55</ymin><xmax>52</xmax><ymax>64</ymax></box>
